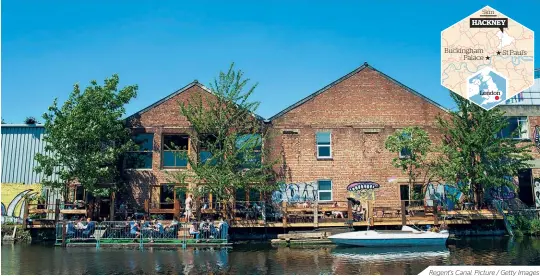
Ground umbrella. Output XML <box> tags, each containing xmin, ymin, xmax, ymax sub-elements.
<box><xmin>347</xmin><ymin>181</ymin><xmax>380</xmax><ymax>192</ymax></box>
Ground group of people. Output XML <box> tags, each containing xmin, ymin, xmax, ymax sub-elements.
<box><xmin>127</xmin><ymin>216</ymin><xmax>180</xmax><ymax>242</ymax></box>
<box><xmin>188</xmin><ymin>218</ymin><xmax>227</xmax><ymax>240</ymax></box>
<box><xmin>66</xmin><ymin>217</ymin><xmax>96</xmax><ymax>238</ymax></box>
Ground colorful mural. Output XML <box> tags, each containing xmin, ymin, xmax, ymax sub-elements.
<box><xmin>534</xmin><ymin>180</ymin><xmax>540</xmax><ymax>209</ymax></box>
<box><xmin>346</xmin><ymin>181</ymin><xmax>379</xmax><ymax>201</ymax></box>
<box><xmin>271</xmin><ymin>182</ymin><xmax>317</xmax><ymax>203</ymax></box>
<box><xmin>424</xmin><ymin>183</ymin><xmax>464</xmax><ymax>210</ymax></box>
<box><xmin>1</xmin><ymin>183</ymin><xmax>42</xmax><ymax>224</ymax></box>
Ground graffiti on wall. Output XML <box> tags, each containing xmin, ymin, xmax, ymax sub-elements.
<box><xmin>534</xmin><ymin>180</ymin><xmax>540</xmax><ymax>209</ymax></box>
<box><xmin>271</xmin><ymin>182</ymin><xmax>317</xmax><ymax>203</ymax></box>
<box><xmin>346</xmin><ymin>181</ymin><xmax>379</xmax><ymax>201</ymax></box>
<box><xmin>1</xmin><ymin>183</ymin><xmax>42</xmax><ymax>224</ymax></box>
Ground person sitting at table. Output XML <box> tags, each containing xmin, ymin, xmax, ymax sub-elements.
<box><xmin>165</xmin><ymin>217</ymin><xmax>179</xmax><ymax>230</ymax></box>
<box><xmin>200</xmin><ymin>219</ymin><xmax>212</xmax><ymax>239</ymax></box>
<box><xmin>74</xmin><ymin>217</ymin><xmax>86</xmax><ymax>230</ymax></box>
<box><xmin>149</xmin><ymin>219</ymin><xmax>164</xmax><ymax>242</ymax></box>
<box><xmin>130</xmin><ymin>220</ymin><xmax>141</xmax><ymax>242</ymax></box>
<box><xmin>331</xmin><ymin>202</ymin><xmax>344</xmax><ymax>218</ymax></box>
<box><xmin>189</xmin><ymin>222</ymin><xmax>199</xmax><ymax>239</ymax></box>
<box><xmin>209</xmin><ymin>219</ymin><xmax>218</xmax><ymax>238</ymax></box>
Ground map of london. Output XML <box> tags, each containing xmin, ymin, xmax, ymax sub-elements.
<box><xmin>441</xmin><ymin>6</ymin><xmax>534</xmax><ymax>109</ymax></box>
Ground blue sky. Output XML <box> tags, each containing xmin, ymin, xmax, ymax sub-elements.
<box><xmin>2</xmin><ymin>0</ymin><xmax>539</xmax><ymax>123</ymax></box>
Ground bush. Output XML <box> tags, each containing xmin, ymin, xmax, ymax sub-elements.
<box><xmin>1</xmin><ymin>225</ymin><xmax>32</xmax><ymax>243</ymax></box>
<box><xmin>508</xmin><ymin>214</ymin><xmax>540</xmax><ymax>236</ymax></box>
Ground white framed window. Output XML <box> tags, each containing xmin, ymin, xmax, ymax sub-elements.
<box><xmin>316</xmin><ymin>131</ymin><xmax>332</xmax><ymax>159</ymax></box>
<box><xmin>499</xmin><ymin>117</ymin><xmax>529</xmax><ymax>140</ymax></box>
<box><xmin>317</xmin><ymin>180</ymin><xmax>332</xmax><ymax>201</ymax></box>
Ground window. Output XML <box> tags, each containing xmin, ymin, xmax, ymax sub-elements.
<box><xmin>248</xmin><ymin>189</ymin><xmax>261</xmax><ymax>202</ymax></box>
<box><xmin>316</xmin><ymin>132</ymin><xmax>332</xmax><ymax>159</ymax></box>
<box><xmin>235</xmin><ymin>188</ymin><xmax>246</xmax><ymax>202</ymax></box>
<box><xmin>499</xmin><ymin>117</ymin><xmax>529</xmax><ymax>139</ymax></box>
<box><xmin>160</xmin><ymin>185</ymin><xmax>175</xmax><ymax>205</ymax></box>
<box><xmin>399</xmin><ymin>133</ymin><xmax>412</xmax><ymax>159</ymax></box>
<box><xmin>125</xmin><ymin>133</ymin><xmax>154</xmax><ymax>169</ymax></box>
<box><xmin>317</xmin><ymin>180</ymin><xmax>332</xmax><ymax>201</ymax></box>
<box><xmin>236</xmin><ymin>134</ymin><xmax>262</xmax><ymax>167</ymax></box>
<box><xmin>74</xmin><ymin>186</ymin><xmax>85</xmax><ymax>201</ymax></box>
<box><xmin>199</xmin><ymin>134</ymin><xmax>217</xmax><ymax>165</ymax></box>
<box><xmin>162</xmin><ymin>134</ymin><xmax>189</xmax><ymax>168</ymax></box>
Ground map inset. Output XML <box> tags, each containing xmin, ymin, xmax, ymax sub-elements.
<box><xmin>467</xmin><ymin>67</ymin><xmax>507</xmax><ymax>110</ymax></box>
<box><xmin>441</xmin><ymin>6</ymin><xmax>534</xmax><ymax>109</ymax></box>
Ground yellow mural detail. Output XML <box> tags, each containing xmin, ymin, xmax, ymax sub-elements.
<box><xmin>1</xmin><ymin>183</ymin><xmax>42</xmax><ymax>222</ymax></box>
<box><xmin>347</xmin><ymin>190</ymin><xmax>376</xmax><ymax>201</ymax></box>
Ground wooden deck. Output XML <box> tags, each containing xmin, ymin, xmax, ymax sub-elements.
<box><xmin>25</xmin><ymin>200</ymin><xmax>505</xmax><ymax>230</ymax></box>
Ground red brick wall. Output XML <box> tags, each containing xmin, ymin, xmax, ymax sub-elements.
<box><xmin>268</xmin><ymin>67</ymin><xmax>448</xmax><ymax>204</ymax></box>
<box><xmin>124</xmin><ymin>85</ymin><xmax>210</xmax><ymax>207</ymax></box>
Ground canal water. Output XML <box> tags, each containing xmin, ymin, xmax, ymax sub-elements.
<box><xmin>2</xmin><ymin>237</ymin><xmax>540</xmax><ymax>275</ymax></box>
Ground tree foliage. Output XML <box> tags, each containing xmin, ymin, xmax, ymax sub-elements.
<box><xmin>35</xmin><ymin>75</ymin><xmax>138</xmax><ymax>197</ymax></box>
<box><xmin>434</xmin><ymin>93</ymin><xmax>532</xmax><ymax>207</ymax></box>
<box><xmin>385</xmin><ymin>126</ymin><xmax>432</xmax><ymax>200</ymax></box>
<box><xmin>169</xmin><ymin>63</ymin><xmax>278</xmax><ymax>216</ymax></box>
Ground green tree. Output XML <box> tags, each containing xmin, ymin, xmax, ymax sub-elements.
<box><xmin>434</xmin><ymin>93</ymin><xmax>532</xmax><ymax>208</ymax></box>
<box><xmin>385</xmin><ymin>126</ymin><xmax>432</xmax><ymax>201</ymax></box>
<box><xmin>35</xmin><ymin>74</ymin><xmax>138</xmax><ymax>197</ymax></box>
<box><xmin>169</xmin><ymin>63</ymin><xmax>277</xmax><ymax>219</ymax></box>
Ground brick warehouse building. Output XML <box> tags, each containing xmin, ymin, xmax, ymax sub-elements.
<box><xmin>498</xmin><ymin>68</ymin><xmax>540</xmax><ymax>208</ymax></box>
<box><xmin>266</xmin><ymin>63</ymin><xmax>449</xmax><ymax>207</ymax></box>
<box><xmin>119</xmin><ymin>62</ymin><xmax>450</xmax><ymax>212</ymax></box>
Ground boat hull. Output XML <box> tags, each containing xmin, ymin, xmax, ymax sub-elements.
<box><xmin>328</xmin><ymin>229</ymin><xmax>449</xmax><ymax>247</ymax></box>
<box><xmin>329</xmin><ymin>237</ymin><xmax>447</xmax><ymax>247</ymax></box>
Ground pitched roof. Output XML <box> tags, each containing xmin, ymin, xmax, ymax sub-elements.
<box><xmin>126</xmin><ymin>80</ymin><xmax>210</xmax><ymax>120</ymax></box>
<box><xmin>126</xmin><ymin>80</ymin><xmax>265</xmax><ymax>121</ymax></box>
<box><xmin>268</xmin><ymin>62</ymin><xmax>449</xmax><ymax>121</ymax></box>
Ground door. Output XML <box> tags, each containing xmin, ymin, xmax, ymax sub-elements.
<box><xmin>400</xmin><ymin>184</ymin><xmax>409</xmax><ymax>206</ymax></box>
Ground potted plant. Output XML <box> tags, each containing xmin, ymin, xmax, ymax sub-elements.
<box><xmin>37</xmin><ymin>195</ymin><xmax>46</xmax><ymax>209</ymax></box>
<box><xmin>160</xmin><ymin>197</ymin><xmax>173</xmax><ymax>209</ymax></box>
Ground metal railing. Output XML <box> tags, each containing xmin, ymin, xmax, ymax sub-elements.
<box><xmin>55</xmin><ymin>219</ymin><xmax>230</xmax><ymax>247</ymax></box>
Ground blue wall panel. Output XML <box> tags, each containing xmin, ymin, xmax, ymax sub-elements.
<box><xmin>1</xmin><ymin>125</ymin><xmax>59</xmax><ymax>184</ymax></box>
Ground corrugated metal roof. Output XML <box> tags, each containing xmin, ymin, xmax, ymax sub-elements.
<box><xmin>1</xmin><ymin>125</ymin><xmax>59</xmax><ymax>184</ymax></box>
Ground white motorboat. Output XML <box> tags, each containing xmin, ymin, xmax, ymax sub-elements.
<box><xmin>328</xmin><ymin>226</ymin><xmax>449</xmax><ymax>247</ymax></box>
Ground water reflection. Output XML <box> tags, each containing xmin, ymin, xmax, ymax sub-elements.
<box><xmin>2</xmin><ymin>237</ymin><xmax>540</xmax><ymax>275</ymax></box>
<box><xmin>331</xmin><ymin>246</ymin><xmax>450</xmax><ymax>261</ymax></box>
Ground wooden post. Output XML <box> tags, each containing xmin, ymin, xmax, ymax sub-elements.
<box><xmin>347</xmin><ymin>201</ymin><xmax>353</xmax><ymax>220</ymax></box>
<box><xmin>401</xmin><ymin>201</ymin><xmax>406</xmax><ymax>225</ymax></box>
<box><xmin>110</xmin><ymin>192</ymin><xmax>115</xmax><ymax>221</ymax></box>
<box><xmin>174</xmin><ymin>199</ymin><xmax>180</xmax><ymax>218</ymax></box>
<box><xmin>282</xmin><ymin>201</ymin><xmax>287</xmax><ymax>227</ymax></box>
<box><xmin>23</xmin><ymin>200</ymin><xmax>30</xmax><ymax>229</ymax></box>
<box><xmin>367</xmin><ymin>201</ymin><xmax>374</xmax><ymax>226</ymax></box>
<box><xmin>54</xmin><ymin>198</ymin><xmax>61</xmax><ymax>223</ymax></box>
<box><xmin>61</xmin><ymin>220</ymin><xmax>67</xmax><ymax>247</ymax></box>
<box><xmin>144</xmin><ymin>199</ymin><xmax>149</xmax><ymax>213</ymax></box>
<box><xmin>313</xmin><ymin>201</ymin><xmax>318</xmax><ymax>227</ymax></box>
<box><xmin>433</xmin><ymin>205</ymin><xmax>439</xmax><ymax>225</ymax></box>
